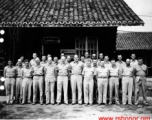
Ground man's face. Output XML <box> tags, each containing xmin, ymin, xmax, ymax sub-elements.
<box><xmin>74</xmin><ymin>56</ymin><xmax>79</xmax><ymax>62</ymax></box>
<box><xmin>85</xmin><ymin>52</ymin><xmax>89</xmax><ymax>58</ymax></box>
<box><xmin>42</xmin><ymin>56</ymin><xmax>46</xmax><ymax>61</ymax></box>
<box><xmin>100</xmin><ymin>62</ymin><xmax>104</xmax><ymax>67</ymax></box>
<box><xmin>111</xmin><ymin>60</ymin><xmax>116</xmax><ymax>66</ymax></box>
<box><xmin>48</xmin><ymin>59</ymin><xmax>52</xmax><ymax>64</ymax></box>
<box><xmin>126</xmin><ymin>60</ymin><xmax>130</xmax><ymax>66</ymax></box>
<box><xmin>54</xmin><ymin>57</ymin><xmax>58</xmax><ymax>62</ymax></box>
<box><xmin>61</xmin><ymin>57</ymin><xmax>66</xmax><ymax>64</ymax></box>
<box><xmin>18</xmin><ymin>61</ymin><xmax>22</xmax><ymax>66</ymax></box>
<box><xmin>67</xmin><ymin>57</ymin><xmax>71</xmax><ymax>62</ymax></box>
<box><xmin>33</xmin><ymin>54</ymin><xmax>37</xmax><ymax>59</ymax></box>
<box><xmin>118</xmin><ymin>55</ymin><xmax>122</xmax><ymax>61</ymax></box>
<box><xmin>8</xmin><ymin>61</ymin><xmax>12</xmax><ymax>66</ymax></box>
<box><xmin>93</xmin><ymin>60</ymin><xmax>97</xmax><ymax>66</ymax></box>
<box><xmin>138</xmin><ymin>59</ymin><xmax>143</xmax><ymax>65</ymax></box>
<box><xmin>99</xmin><ymin>54</ymin><xmax>103</xmax><ymax>59</ymax></box>
<box><xmin>20</xmin><ymin>56</ymin><xmax>24</xmax><ymax>61</ymax></box>
<box><xmin>36</xmin><ymin>59</ymin><xmax>40</xmax><ymax>65</ymax></box>
<box><xmin>25</xmin><ymin>62</ymin><xmax>29</xmax><ymax>67</ymax></box>
<box><xmin>87</xmin><ymin>61</ymin><xmax>91</xmax><ymax>67</ymax></box>
<box><xmin>104</xmin><ymin>56</ymin><xmax>109</xmax><ymax>62</ymax></box>
<box><xmin>131</xmin><ymin>54</ymin><xmax>136</xmax><ymax>60</ymax></box>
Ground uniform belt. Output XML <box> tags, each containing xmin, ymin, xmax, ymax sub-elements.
<box><xmin>110</xmin><ymin>76</ymin><xmax>118</xmax><ymax>77</ymax></box>
<box><xmin>123</xmin><ymin>75</ymin><xmax>132</xmax><ymax>77</ymax></box>
<box><xmin>17</xmin><ymin>76</ymin><xmax>22</xmax><ymax>78</ymax></box>
<box><xmin>98</xmin><ymin>77</ymin><xmax>108</xmax><ymax>79</ymax></box>
<box><xmin>24</xmin><ymin>77</ymin><xmax>32</xmax><ymax>78</ymax></box>
<box><xmin>58</xmin><ymin>75</ymin><xmax>67</xmax><ymax>76</ymax></box>
<box><xmin>34</xmin><ymin>75</ymin><xmax>43</xmax><ymax>76</ymax></box>
<box><xmin>71</xmin><ymin>74</ymin><xmax>82</xmax><ymax>75</ymax></box>
<box><xmin>6</xmin><ymin>76</ymin><xmax>15</xmax><ymax>78</ymax></box>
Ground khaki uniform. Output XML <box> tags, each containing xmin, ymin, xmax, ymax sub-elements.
<box><xmin>30</xmin><ymin>59</ymin><xmax>36</xmax><ymax>67</ymax></box>
<box><xmin>32</xmin><ymin>65</ymin><xmax>44</xmax><ymax>103</ymax></box>
<box><xmin>82</xmin><ymin>67</ymin><xmax>94</xmax><ymax>104</ymax></box>
<box><xmin>40</xmin><ymin>61</ymin><xmax>48</xmax><ymax>67</ymax></box>
<box><xmin>4</xmin><ymin>66</ymin><xmax>16</xmax><ymax>103</ymax></box>
<box><xmin>121</xmin><ymin>65</ymin><xmax>134</xmax><ymax>105</ymax></box>
<box><xmin>116</xmin><ymin>61</ymin><xmax>126</xmax><ymax>69</ymax></box>
<box><xmin>95</xmin><ymin>67</ymin><xmax>109</xmax><ymax>104</ymax></box>
<box><xmin>104</xmin><ymin>61</ymin><xmax>112</xmax><ymax>69</ymax></box>
<box><xmin>56</xmin><ymin>63</ymin><xmax>71</xmax><ymax>104</ymax></box>
<box><xmin>109</xmin><ymin>66</ymin><xmax>120</xmax><ymax>103</ymax></box>
<box><xmin>70</xmin><ymin>61</ymin><xmax>84</xmax><ymax>104</ymax></box>
<box><xmin>134</xmin><ymin>64</ymin><xmax>148</xmax><ymax>104</ymax></box>
<box><xmin>130</xmin><ymin>60</ymin><xmax>138</xmax><ymax>67</ymax></box>
<box><xmin>15</xmin><ymin>66</ymin><xmax>23</xmax><ymax>102</ymax></box>
<box><xmin>22</xmin><ymin>67</ymin><xmax>33</xmax><ymax>103</ymax></box>
<box><xmin>44</xmin><ymin>63</ymin><xmax>57</xmax><ymax>104</ymax></box>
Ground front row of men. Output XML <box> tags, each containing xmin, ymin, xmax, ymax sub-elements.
<box><xmin>4</xmin><ymin>55</ymin><xmax>149</xmax><ymax>106</ymax></box>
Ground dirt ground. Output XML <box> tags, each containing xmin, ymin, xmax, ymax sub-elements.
<box><xmin>0</xmin><ymin>101</ymin><xmax>152</xmax><ymax>120</ymax></box>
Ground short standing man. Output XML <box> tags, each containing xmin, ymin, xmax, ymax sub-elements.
<box><xmin>95</xmin><ymin>61</ymin><xmax>109</xmax><ymax>105</ymax></box>
<box><xmin>4</xmin><ymin>60</ymin><xmax>16</xmax><ymax>104</ymax></box>
<box><xmin>32</xmin><ymin>58</ymin><xmax>45</xmax><ymax>105</ymax></box>
<box><xmin>44</xmin><ymin>57</ymin><xmax>57</xmax><ymax>105</ymax></box>
<box><xmin>56</xmin><ymin>56</ymin><xmax>71</xmax><ymax>105</ymax></box>
<box><xmin>22</xmin><ymin>59</ymin><xmax>33</xmax><ymax>104</ymax></box>
<box><xmin>82</xmin><ymin>60</ymin><xmax>94</xmax><ymax>106</ymax></box>
<box><xmin>15</xmin><ymin>59</ymin><xmax>23</xmax><ymax>104</ymax></box>
<box><xmin>121</xmin><ymin>59</ymin><xmax>134</xmax><ymax>105</ymax></box>
<box><xmin>70</xmin><ymin>55</ymin><xmax>84</xmax><ymax>105</ymax></box>
<box><xmin>30</xmin><ymin>53</ymin><xmax>37</xmax><ymax>67</ymax></box>
<box><xmin>109</xmin><ymin>59</ymin><xmax>121</xmax><ymax>105</ymax></box>
<box><xmin>134</xmin><ymin>57</ymin><xmax>149</xmax><ymax>105</ymax></box>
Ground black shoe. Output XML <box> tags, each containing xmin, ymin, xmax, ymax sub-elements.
<box><xmin>103</xmin><ymin>103</ymin><xmax>107</xmax><ymax>106</ymax></box>
<box><xmin>116</xmin><ymin>102</ymin><xmax>120</xmax><ymax>105</ymax></box>
<box><xmin>6</xmin><ymin>102</ymin><xmax>9</xmax><ymax>105</ymax></box>
<box><xmin>71</xmin><ymin>103</ymin><xmax>75</xmax><ymax>105</ymax></box>
<box><xmin>134</xmin><ymin>102</ymin><xmax>138</xmax><ymax>106</ymax></box>
<box><xmin>108</xmin><ymin>101</ymin><xmax>112</xmax><ymax>105</ymax></box>
<box><xmin>57</xmin><ymin>102</ymin><xmax>60</xmax><ymax>105</ymax></box>
<box><xmin>90</xmin><ymin>103</ymin><xmax>93</xmax><ymax>106</ymax></box>
<box><xmin>32</xmin><ymin>102</ymin><xmax>35</xmax><ymax>105</ymax></box>
<box><xmin>45</xmin><ymin>103</ymin><xmax>49</xmax><ymax>105</ymax></box>
<box><xmin>28</xmin><ymin>101</ymin><xmax>32</xmax><ymax>104</ymax></box>
<box><xmin>98</xmin><ymin>103</ymin><xmax>101</xmax><ymax>106</ymax></box>
<box><xmin>65</xmin><ymin>103</ymin><xmax>68</xmax><ymax>105</ymax></box>
<box><xmin>40</xmin><ymin>103</ymin><xmax>43</xmax><ymax>105</ymax></box>
<box><xmin>51</xmin><ymin>103</ymin><xmax>55</xmax><ymax>105</ymax></box>
<box><xmin>85</xmin><ymin>103</ymin><xmax>88</xmax><ymax>106</ymax></box>
<box><xmin>144</xmin><ymin>102</ymin><xmax>149</xmax><ymax>106</ymax></box>
<box><xmin>21</xmin><ymin>102</ymin><xmax>24</xmax><ymax>105</ymax></box>
<box><xmin>78</xmin><ymin>103</ymin><xmax>82</xmax><ymax>105</ymax></box>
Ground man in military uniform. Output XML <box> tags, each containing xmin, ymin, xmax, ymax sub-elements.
<box><xmin>30</xmin><ymin>53</ymin><xmax>37</xmax><ymax>67</ymax></box>
<box><xmin>32</xmin><ymin>58</ymin><xmax>44</xmax><ymax>105</ymax></box>
<box><xmin>98</xmin><ymin>53</ymin><xmax>104</xmax><ymax>66</ymax></box>
<box><xmin>80</xmin><ymin>56</ymin><xmax>85</xmax><ymax>63</ymax></box>
<box><xmin>109</xmin><ymin>59</ymin><xmax>121</xmax><ymax>105</ymax></box>
<box><xmin>4</xmin><ymin>60</ymin><xmax>16</xmax><ymax>104</ymax></box>
<box><xmin>22</xmin><ymin>59</ymin><xmax>33</xmax><ymax>104</ymax></box>
<box><xmin>104</xmin><ymin>56</ymin><xmax>111</xmax><ymax>69</ymax></box>
<box><xmin>44</xmin><ymin>57</ymin><xmax>57</xmax><ymax>105</ymax></box>
<box><xmin>15</xmin><ymin>59</ymin><xmax>23</xmax><ymax>104</ymax></box>
<box><xmin>56</xmin><ymin>56</ymin><xmax>71</xmax><ymax>105</ymax></box>
<box><xmin>121</xmin><ymin>59</ymin><xmax>134</xmax><ymax>105</ymax></box>
<box><xmin>130</xmin><ymin>53</ymin><xmax>138</xmax><ymax>67</ymax></box>
<box><xmin>70</xmin><ymin>55</ymin><xmax>84</xmax><ymax>105</ymax></box>
<box><xmin>95</xmin><ymin>61</ymin><xmax>109</xmax><ymax>105</ymax></box>
<box><xmin>53</xmin><ymin>57</ymin><xmax>58</xmax><ymax>65</ymax></box>
<box><xmin>134</xmin><ymin>57</ymin><xmax>149</xmax><ymax>105</ymax></box>
<box><xmin>40</xmin><ymin>55</ymin><xmax>47</xmax><ymax>67</ymax></box>
<box><xmin>82</xmin><ymin>59</ymin><xmax>94</xmax><ymax>106</ymax></box>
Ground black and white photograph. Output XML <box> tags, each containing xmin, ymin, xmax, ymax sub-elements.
<box><xmin>0</xmin><ymin>0</ymin><xmax>152</xmax><ymax>119</ymax></box>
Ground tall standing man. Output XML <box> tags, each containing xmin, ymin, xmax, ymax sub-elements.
<box><xmin>15</xmin><ymin>59</ymin><xmax>23</xmax><ymax>104</ymax></box>
<box><xmin>82</xmin><ymin>60</ymin><xmax>94</xmax><ymax>106</ymax></box>
<box><xmin>109</xmin><ymin>59</ymin><xmax>121</xmax><ymax>105</ymax></box>
<box><xmin>41</xmin><ymin>55</ymin><xmax>47</xmax><ymax>67</ymax></box>
<box><xmin>130</xmin><ymin>53</ymin><xmax>138</xmax><ymax>67</ymax></box>
<box><xmin>30</xmin><ymin>53</ymin><xmax>37</xmax><ymax>67</ymax></box>
<box><xmin>4</xmin><ymin>60</ymin><xmax>16</xmax><ymax>104</ymax></box>
<box><xmin>104</xmin><ymin>56</ymin><xmax>111</xmax><ymax>69</ymax></box>
<box><xmin>32</xmin><ymin>58</ymin><xmax>44</xmax><ymax>105</ymax></box>
<box><xmin>134</xmin><ymin>57</ymin><xmax>149</xmax><ymax>105</ymax></box>
<box><xmin>44</xmin><ymin>57</ymin><xmax>57</xmax><ymax>105</ymax></box>
<box><xmin>56</xmin><ymin>56</ymin><xmax>71</xmax><ymax>105</ymax></box>
<box><xmin>121</xmin><ymin>59</ymin><xmax>134</xmax><ymax>105</ymax></box>
<box><xmin>22</xmin><ymin>59</ymin><xmax>33</xmax><ymax>104</ymax></box>
<box><xmin>95</xmin><ymin>61</ymin><xmax>109</xmax><ymax>105</ymax></box>
<box><xmin>70</xmin><ymin>55</ymin><xmax>84</xmax><ymax>105</ymax></box>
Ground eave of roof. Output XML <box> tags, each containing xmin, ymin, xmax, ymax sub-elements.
<box><xmin>0</xmin><ymin>0</ymin><xmax>144</xmax><ymax>27</ymax></box>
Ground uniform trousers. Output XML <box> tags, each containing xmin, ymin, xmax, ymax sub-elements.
<box><xmin>22</xmin><ymin>78</ymin><xmax>32</xmax><ymax>103</ymax></box>
<box><xmin>56</xmin><ymin>76</ymin><xmax>68</xmax><ymax>104</ymax></box>
<box><xmin>5</xmin><ymin>78</ymin><xmax>15</xmax><ymax>103</ymax></box>
<box><xmin>83</xmin><ymin>77</ymin><xmax>94</xmax><ymax>104</ymax></box>
<box><xmin>15</xmin><ymin>77</ymin><xmax>22</xmax><ymax>102</ymax></box>
<box><xmin>71</xmin><ymin>75</ymin><xmax>82</xmax><ymax>104</ymax></box>
<box><xmin>122</xmin><ymin>76</ymin><xmax>133</xmax><ymax>104</ymax></box>
<box><xmin>97</xmin><ymin>78</ymin><xmax>108</xmax><ymax>104</ymax></box>
<box><xmin>33</xmin><ymin>76</ymin><xmax>43</xmax><ymax>103</ymax></box>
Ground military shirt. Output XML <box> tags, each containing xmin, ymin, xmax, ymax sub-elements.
<box><xmin>4</xmin><ymin>66</ymin><xmax>16</xmax><ymax>77</ymax></box>
<box><xmin>22</xmin><ymin>67</ymin><xmax>33</xmax><ymax>78</ymax></box>
<box><xmin>95</xmin><ymin>67</ymin><xmax>109</xmax><ymax>77</ymax></box>
<box><xmin>40</xmin><ymin>61</ymin><xmax>48</xmax><ymax>68</ymax></box>
<box><xmin>130</xmin><ymin>60</ymin><xmax>138</xmax><ymax>67</ymax></box>
<box><xmin>116</xmin><ymin>61</ymin><xmax>126</xmax><ymax>69</ymax></box>
<box><xmin>70</xmin><ymin>61</ymin><xmax>84</xmax><ymax>75</ymax></box>
<box><xmin>134</xmin><ymin>64</ymin><xmax>147</xmax><ymax>76</ymax></box>
<box><xmin>122</xmin><ymin>65</ymin><xmax>134</xmax><ymax>77</ymax></box>
<box><xmin>104</xmin><ymin>61</ymin><xmax>112</xmax><ymax>69</ymax></box>
<box><xmin>56</xmin><ymin>63</ymin><xmax>71</xmax><ymax>76</ymax></box>
<box><xmin>32</xmin><ymin>65</ymin><xmax>44</xmax><ymax>76</ymax></box>
<box><xmin>30</xmin><ymin>59</ymin><xmax>36</xmax><ymax>67</ymax></box>
<box><xmin>16</xmin><ymin>66</ymin><xmax>23</xmax><ymax>77</ymax></box>
<box><xmin>45</xmin><ymin>64</ymin><xmax>57</xmax><ymax>78</ymax></box>
<box><xmin>82</xmin><ymin>67</ymin><xmax>94</xmax><ymax>78</ymax></box>
<box><xmin>109</xmin><ymin>66</ymin><xmax>120</xmax><ymax>76</ymax></box>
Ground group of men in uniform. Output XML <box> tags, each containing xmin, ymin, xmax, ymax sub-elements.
<box><xmin>4</xmin><ymin>52</ymin><xmax>149</xmax><ymax>106</ymax></box>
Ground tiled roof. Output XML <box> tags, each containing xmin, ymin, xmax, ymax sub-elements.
<box><xmin>116</xmin><ymin>32</ymin><xmax>152</xmax><ymax>50</ymax></box>
<box><xmin>0</xmin><ymin>0</ymin><xmax>144</xmax><ymax>27</ymax></box>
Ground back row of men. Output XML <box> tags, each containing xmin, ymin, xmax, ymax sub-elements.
<box><xmin>4</xmin><ymin>52</ymin><xmax>149</xmax><ymax>106</ymax></box>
